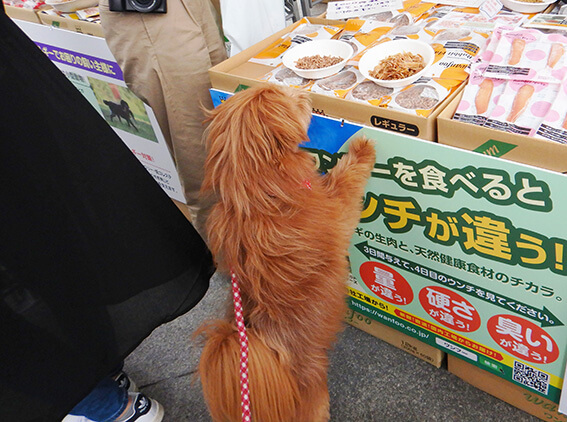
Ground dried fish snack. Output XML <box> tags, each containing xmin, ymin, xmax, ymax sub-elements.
<box><xmin>369</xmin><ymin>51</ymin><xmax>426</xmax><ymax>81</ymax></box>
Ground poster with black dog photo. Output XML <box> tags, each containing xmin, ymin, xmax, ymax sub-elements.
<box><xmin>15</xmin><ymin>20</ymin><xmax>185</xmax><ymax>203</ymax></box>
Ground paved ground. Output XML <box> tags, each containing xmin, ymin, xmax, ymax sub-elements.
<box><xmin>123</xmin><ymin>272</ymin><xmax>539</xmax><ymax>422</ymax></box>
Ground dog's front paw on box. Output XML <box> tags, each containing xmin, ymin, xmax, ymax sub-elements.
<box><xmin>348</xmin><ymin>137</ymin><xmax>376</xmax><ymax>165</ymax></box>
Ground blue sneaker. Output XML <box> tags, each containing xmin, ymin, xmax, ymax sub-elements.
<box><xmin>119</xmin><ymin>393</ymin><xmax>164</xmax><ymax>422</ymax></box>
<box><xmin>62</xmin><ymin>393</ymin><xmax>163</xmax><ymax>422</ymax></box>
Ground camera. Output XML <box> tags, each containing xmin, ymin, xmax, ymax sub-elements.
<box><xmin>109</xmin><ymin>0</ymin><xmax>166</xmax><ymax>13</ymax></box>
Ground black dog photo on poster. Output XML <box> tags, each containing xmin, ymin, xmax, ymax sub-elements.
<box><xmin>89</xmin><ymin>78</ymin><xmax>158</xmax><ymax>142</ymax></box>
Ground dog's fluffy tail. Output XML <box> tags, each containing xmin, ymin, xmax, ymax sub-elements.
<box><xmin>198</xmin><ymin>320</ymin><xmax>300</xmax><ymax>422</ymax></box>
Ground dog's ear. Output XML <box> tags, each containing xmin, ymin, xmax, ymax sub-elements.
<box><xmin>204</xmin><ymin>84</ymin><xmax>312</xmax><ymax>168</ymax></box>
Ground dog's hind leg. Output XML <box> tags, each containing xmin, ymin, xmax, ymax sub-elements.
<box><xmin>128</xmin><ymin>111</ymin><xmax>139</xmax><ymax>131</ymax></box>
<box><xmin>128</xmin><ymin>119</ymin><xmax>139</xmax><ymax>132</ymax></box>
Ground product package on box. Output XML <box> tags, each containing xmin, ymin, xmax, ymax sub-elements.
<box><xmin>438</xmin><ymin>89</ymin><xmax>567</xmax><ymax>173</ymax></box>
<box><xmin>212</xmin><ymin>86</ymin><xmax>567</xmax><ymax>404</ymax></box>
<box><xmin>208</xmin><ymin>14</ymin><xmax>466</xmax><ymax>141</ymax></box>
<box><xmin>209</xmin><ymin>0</ymin><xmax>548</xmax><ymax>142</ymax></box>
<box><xmin>437</xmin><ymin>22</ymin><xmax>567</xmax><ymax>174</ymax></box>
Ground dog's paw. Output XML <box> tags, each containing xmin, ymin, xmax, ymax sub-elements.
<box><xmin>348</xmin><ymin>137</ymin><xmax>376</xmax><ymax>165</ymax></box>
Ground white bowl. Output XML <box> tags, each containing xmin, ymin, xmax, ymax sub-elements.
<box><xmin>45</xmin><ymin>0</ymin><xmax>98</xmax><ymax>13</ymax></box>
<box><xmin>282</xmin><ymin>40</ymin><xmax>354</xmax><ymax>80</ymax></box>
<box><xmin>358</xmin><ymin>40</ymin><xmax>435</xmax><ymax>88</ymax></box>
<box><xmin>500</xmin><ymin>0</ymin><xmax>556</xmax><ymax>13</ymax></box>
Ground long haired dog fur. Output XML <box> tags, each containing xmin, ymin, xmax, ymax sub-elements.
<box><xmin>197</xmin><ymin>84</ymin><xmax>375</xmax><ymax>422</ymax></box>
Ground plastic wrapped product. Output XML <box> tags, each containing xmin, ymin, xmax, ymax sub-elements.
<box><xmin>484</xmin><ymin>80</ymin><xmax>560</xmax><ymax>136</ymax></box>
<box><xmin>453</xmin><ymin>62</ymin><xmax>507</xmax><ymax>126</ymax></box>
<box><xmin>534</xmin><ymin>80</ymin><xmax>567</xmax><ymax>143</ymax></box>
<box><xmin>311</xmin><ymin>66</ymin><xmax>366</xmax><ymax>98</ymax></box>
<box><xmin>483</xmin><ymin>28</ymin><xmax>567</xmax><ymax>83</ymax></box>
<box><xmin>249</xmin><ymin>18</ymin><xmax>345</xmax><ymax>67</ymax></box>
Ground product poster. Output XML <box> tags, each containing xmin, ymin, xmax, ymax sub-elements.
<box><xmin>212</xmin><ymin>87</ymin><xmax>567</xmax><ymax>403</ymax></box>
<box><xmin>339</xmin><ymin>125</ymin><xmax>567</xmax><ymax>404</ymax></box>
<box><xmin>15</xmin><ymin>20</ymin><xmax>185</xmax><ymax>202</ymax></box>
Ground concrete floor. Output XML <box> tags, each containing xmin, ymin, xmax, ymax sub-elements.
<box><xmin>123</xmin><ymin>272</ymin><xmax>539</xmax><ymax>422</ymax></box>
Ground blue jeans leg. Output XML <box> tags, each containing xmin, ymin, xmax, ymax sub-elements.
<box><xmin>70</xmin><ymin>376</ymin><xmax>128</xmax><ymax>422</ymax></box>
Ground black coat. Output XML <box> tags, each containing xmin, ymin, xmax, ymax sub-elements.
<box><xmin>0</xmin><ymin>7</ymin><xmax>214</xmax><ymax>421</ymax></box>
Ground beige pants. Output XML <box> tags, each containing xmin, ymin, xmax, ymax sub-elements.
<box><xmin>99</xmin><ymin>0</ymin><xmax>227</xmax><ymax>239</ymax></box>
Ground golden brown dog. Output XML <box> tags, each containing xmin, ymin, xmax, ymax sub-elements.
<box><xmin>197</xmin><ymin>83</ymin><xmax>375</xmax><ymax>422</ymax></box>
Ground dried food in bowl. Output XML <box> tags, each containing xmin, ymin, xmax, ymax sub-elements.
<box><xmin>295</xmin><ymin>55</ymin><xmax>344</xmax><ymax>70</ymax></box>
<box><xmin>369</xmin><ymin>51</ymin><xmax>426</xmax><ymax>80</ymax></box>
<box><xmin>500</xmin><ymin>0</ymin><xmax>556</xmax><ymax>13</ymax></box>
<box><xmin>358</xmin><ymin>40</ymin><xmax>435</xmax><ymax>88</ymax></box>
<box><xmin>282</xmin><ymin>39</ymin><xmax>354</xmax><ymax>79</ymax></box>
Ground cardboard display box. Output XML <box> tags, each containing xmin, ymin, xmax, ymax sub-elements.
<box><xmin>5</xmin><ymin>5</ymin><xmax>42</xmax><ymax>24</ymax></box>
<box><xmin>38</xmin><ymin>11</ymin><xmax>104</xmax><ymax>38</ymax></box>
<box><xmin>449</xmin><ymin>355</ymin><xmax>567</xmax><ymax>422</ymax></box>
<box><xmin>209</xmin><ymin>17</ymin><xmax>463</xmax><ymax>142</ymax></box>
<box><xmin>438</xmin><ymin>90</ymin><xmax>567</xmax><ymax>174</ymax></box>
<box><xmin>346</xmin><ymin>309</ymin><xmax>445</xmax><ymax>368</ymax></box>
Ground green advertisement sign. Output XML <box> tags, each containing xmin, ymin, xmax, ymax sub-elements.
<box><xmin>309</xmin><ymin>119</ymin><xmax>567</xmax><ymax>403</ymax></box>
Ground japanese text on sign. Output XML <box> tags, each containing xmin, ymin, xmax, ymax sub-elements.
<box><xmin>359</xmin><ymin>195</ymin><xmax>566</xmax><ymax>274</ymax></box>
<box><xmin>35</xmin><ymin>41</ymin><xmax>123</xmax><ymax>80</ymax></box>
<box><xmin>326</xmin><ymin>0</ymin><xmax>404</xmax><ymax>19</ymax></box>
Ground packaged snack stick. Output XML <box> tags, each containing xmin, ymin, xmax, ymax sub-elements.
<box><xmin>483</xmin><ymin>29</ymin><xmax>567</xmax><ymax>83</ymax></box>
<box><xmin>477</xmin><ymin>25</ymin><xmax>516</xmax><ymax>63</ymax></box>
<box><xmin>426</xmin><ymin>11</ymin><xmax>526</xmax><ymax>33</ymax></box>
<box><xmin>484</xmin><ymin>80</ymin><xmax>560</xmax><ymax>136</ymax></box>
<box><xmin>311</xmin><ymin>66</ymin><xmax>366</xmax><ymax>98</ymax></box>
<box><xmin>534</xmin><ymin>81</ymin><xmax>567</xmax><ymax>144</ymax></box>
<box><xmin>453</xmin><ymin>63</ymin><xmax>507</xmax><ymax>126</ymax></box>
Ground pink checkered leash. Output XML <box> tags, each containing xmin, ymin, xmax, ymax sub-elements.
<box><xmin>230</xmin><ymin>180</ymin><xmax>310</xmax><ymax>422</ymax></box>
<box><xmin>231</xmin><ymin>270</ymin><xmax>252</xmax><ymax>422</ymax></box>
